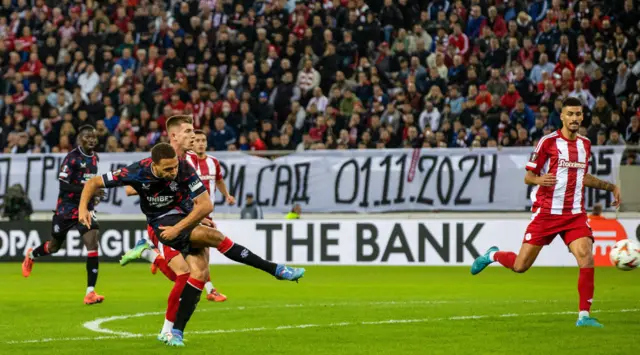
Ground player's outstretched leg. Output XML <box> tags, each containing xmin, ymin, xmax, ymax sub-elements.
<box><xmin>191</xmin><ymin>226</ymin><xmax>305</xmax><ymax>282</ymax></box>
<box><xmin>471</xmin><ymin>244</ymin><xmax>542</xmax><ymax>275</ymax></box>
<box><xmin>470</xmin><ymin>246</ymin><xmax>499</xmax><ymax>275</ymax></box>
<box><xmin>569</xmin><ymin>237</ymin><xmax>603</xmax><ymax>328</ymax></box>
<box><xmin>82</xmin><ymin>230</ymin><xmax>104</xmax><ymax>305</ymax></box>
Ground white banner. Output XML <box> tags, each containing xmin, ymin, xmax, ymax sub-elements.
<box><xmin>208</xmin><ymin>219</ymin><xmax>640</xmax><ymax>266</ymax></box>
<box><xmin>1</xmin><ymin>218</ymin><xmax>638</xmax><ymax>265</ymax></box>
<box><xmin>0</xmin><ymin>147</ymin><xmax>624</xmax><ymax>214</ymax></box>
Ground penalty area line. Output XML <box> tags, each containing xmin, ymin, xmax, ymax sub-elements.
<box><xmin>6</xmin><ymin>308</ymin><xmax>639</xmax><ymax>345</ymax></box>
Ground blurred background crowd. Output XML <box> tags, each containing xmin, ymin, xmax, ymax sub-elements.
<box><xmin>0</xmin><ymin>0</ymin><xmax>639</xmax><ymax>163</ymax></box>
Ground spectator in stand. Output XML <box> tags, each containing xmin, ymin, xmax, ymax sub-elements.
<box><xmin>606</xmin><ymin>128</ymin><xmax>626</xmax><ymax>146</ymax></box>
<box><xmin>0</xmin><ymin>0</ymin><xmax>638</xmax><ymax>155</ymax></box>
<box><xmin>208</xmin><ymin>117</ymin><xmax>237</xmax><ymax>151</ymax></box>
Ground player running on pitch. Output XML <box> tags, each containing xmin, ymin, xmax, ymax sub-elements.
<box><xmin>22</xmin><ymin>125</ymin><xmax>107</xmax><ymax>305</ymax></box>
<box><xmin>78</xmin><ymin>143</ymin><xmax>305</xmax><ymax>347</ymax></box>
<box><xmin>124</xmin><ymin>122</ymin><xmax>231</xmax><ymax>302</ymax></box>
<box><xmin>471</xmin><ymin>97</ymin><xmax>622</xmax><ymax>328</ymax></box>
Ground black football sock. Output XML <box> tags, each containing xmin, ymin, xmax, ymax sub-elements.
<box><xmin>224</xmin><ymin>243</ymin><xmax>278</xmax><ymax>275</ymax></box>
<box><xmin>173</xmin><ymin>278</ymin><xmax>204</xmax><ymax>332</ymax></box>
<box><xmin>86</xmin><ymin>252</ymin><xmax>99</xmax><ymax>290</ymax></box>
<box><xmin>31</xmin><ymin>241</ymin><xmax>52</xmax><ymax>258</ymax></box>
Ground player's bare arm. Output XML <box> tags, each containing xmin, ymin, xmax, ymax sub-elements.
<box><xmin>524</xmin><ymin>170</ymin><xmax>556</xmax><ymax>186</ymax></box>
<box><xmin>159</xmin><ymin>191</ymin><xmax>213</xmax><ymax>240</ymax></box>
<box><xmin>215</xmin><ymin>179</ymin><xmax>236</xmax><ymax>205</ymax></box>
<box><xmin>125</xmin><ymin>185</ymin><xmax>138</xmax><ymax>196</ymax></box>
<box><xmin>584</xmin><ymin>174</ymin><xmax>621</xmax><ymax>206</ymax></box>
<box><xmin>78</xmin><ymin>176</ymin><xmax>106</xmax><ymax>227</ymax></box>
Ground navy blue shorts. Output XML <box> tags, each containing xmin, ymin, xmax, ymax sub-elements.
<box><xmin>51</xmin><ymin>212</ymin><xmax>99</xmax><ymax>243</ymax></box>
<box><xmin>149</xmin><ymin>214</ymin><xmax>199</xmax><ymax>255</ymax></box>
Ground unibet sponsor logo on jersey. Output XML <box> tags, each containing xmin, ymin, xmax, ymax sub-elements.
<box><xmin>146</xmin><ymin>195</ymin><xmax>174</xmax><ymax>207</ymax></box>
<box><xmin>558</xmin><ymin>159</ymin><xmax>587</xmax><ymax>169</ymax></box>
<box><xmin>199</xmin><ymin>175</ymin><xmax>216</xmax><ymax>181</ymax></box>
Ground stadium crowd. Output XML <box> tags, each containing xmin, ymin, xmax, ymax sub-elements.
<box><xmin>0</xmin><ymin>0</ymin><xmax>639</xmax><ymax>163</ymax></box>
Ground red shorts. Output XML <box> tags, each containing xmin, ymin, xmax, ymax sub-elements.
<box><xmin>146</xmin><ymin>225</ymin><xmax>181</xmax><ymax>262</ymax></box>
<box><xmin>524</xmin><ymin>210</ymin><xmax>593</xmax><ymax>246</ymax></box>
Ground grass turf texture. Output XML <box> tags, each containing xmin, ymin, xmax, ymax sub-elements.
<box><xmin>1</xmin><ymin>263</ymin><xmax>638</xmax><ymax>355</ymax></box>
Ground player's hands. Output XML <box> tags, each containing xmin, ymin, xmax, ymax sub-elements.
<box><xmin>612</xmin><ymin>185</ymin><xmax>622</xmax><ymax>207</ymax></box>
<box><xmin>201</xmin><ymin>218</ymin><xmax>216</xmax><ymax>228</ymax></box>
<box><xmin>159</xmin><ymin>225</ymin><xmax>180</xmax><ymax>240</ymax></box>
<box><xmin>537</xmin><ymin>174</ymin><xmax>557</xmax><ymax>186</ymax></box>
<box><xmin>78</xmin><ymin>208</ymin><xmax>92</xmax><ymax>228</ymax></box>
<box><xmin>226</xmin><ymin>195</ymin><xmax>236</xmax><ymax>205</ymax></box>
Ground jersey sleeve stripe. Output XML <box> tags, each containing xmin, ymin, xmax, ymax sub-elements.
<box><xmin>526</xmin><ymin>162</ymin><xmax>537</xmax><ymax>169</ymax></box>
<box><xmin>533</xmin><ymin>132</ymin><xmax>557</xmax><ymax>153</ymax></box>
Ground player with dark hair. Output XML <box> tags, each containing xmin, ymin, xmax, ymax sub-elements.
<box><xmin>22</xmin><ymin>125</ymin><xmax>107</xmax><ymax>305</ymax></box>
<box><xmin>471</xmin><ymin>97</ymin><xmax>622</xmax><ymax>328</ymax></box>
<box><xmin>128</xmin><ymin>128</ymin><xmax>232</xmax><ymax>302</ymax></box>
<box><xmin>122</xmin><ymin>117</ymin><xmax>227</xmax><ymax>303</ymax></box>
<box><xmin>79</xmin><ymin>142</ymin><xmax>305</xmax><ymax>347</ymax></box>
<box><xmin>120</xmin><ymin>115</ymin><xmax>227</xmax><ymax>337</ymax></box>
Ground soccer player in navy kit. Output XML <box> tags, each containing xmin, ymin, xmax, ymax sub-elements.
<box><xmin>78</xmin><ymin>143</ymin><xmax>305</xmax><ymax>346</ymax></box>
<box><xmin>22</xmin><ymin>125</ymin><xmax>107</xmax><ymax>305</ymax></box>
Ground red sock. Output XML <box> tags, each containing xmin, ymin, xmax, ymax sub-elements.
<box><xmin>494</xmin><ymin>251</ymin><xmax>517</xmax><ymax>269</ymax></box>
<box><xmin>187</xmin><ymin>277</ymin><xmax>206</xmax><ymax>291</ymax></box>
<box><xmin>166</xmin><ymin>273</ymin><xmax>189</xmax><ymax>322</ymax></box>
<box><xmin>578</xmin><ymin>268</ymin><xmax>594</xmax><ymax>312</ymax></box>
<box><xmin>154</xmin><ymin>257</ymin><xmax>177</xmax><ymax>282</ymax></box>
<box><xmin>216</xmin><ymin>236</ymin><xmax>234</xmax><ymax>253</ymax></box>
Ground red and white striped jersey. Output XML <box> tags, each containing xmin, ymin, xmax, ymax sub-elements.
<box><xmin>526</xmin><ymin>130</ymin><xmax>592</xmax><ymax>215</ymax></box>
<box><xmin>184</xmin><ymin>151</ymin><xmax>222</xmax><ymax>215</ymax></box>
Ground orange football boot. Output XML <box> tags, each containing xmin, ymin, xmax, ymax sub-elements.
<box><xmin>84</xmin><ymin>291</ymin><xmax>105</xmax><ymax>305</ymax></box>
<box><xmin>22</xmin><ymin>248</ymin><xmax>34</xmax><ymax>278</ymax></box>
<box><xmin>206</xmin><ymin>289</ymin><xmax>227</xmax><ymax>302</ymax></box>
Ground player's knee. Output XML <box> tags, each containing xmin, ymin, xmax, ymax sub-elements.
<box><xmin>576</xmin><ymin>253</ymin><xmax>594</xmax><ymax>268</ymax></box>
<box><xmin>206</xmin><ymin>229</ymin><xmax>225</xmax><ymax>247</ymax></box>
<box><xmin>190</xmin><ymin>267</ymin><xmax>207</xmax><ymax>281</ymax></box>
<box><xmin>512</xmin><ymin>264</ymin><xmax>530</xmax><ymax>273</ymax></box>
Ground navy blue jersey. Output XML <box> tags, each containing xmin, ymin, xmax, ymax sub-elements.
<box><xmin>56</xmin><ymin>148</ymin><xmax>99</xmax><ymax>218</ymax></box>
<box><xmin>101</xmin><ymin>157</ymin><xmax>207</xmax><ymax>223</ymax></box>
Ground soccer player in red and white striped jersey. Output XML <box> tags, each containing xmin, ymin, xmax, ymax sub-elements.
<box><xmin>470</xmin><ymin>97</ymin><xmax>622</xmax><ymax>328</ymax></box>
<box><xmin>185</xmin><ymin>130</ymin><xmax>237</xmax><ymax>217</ymax></box>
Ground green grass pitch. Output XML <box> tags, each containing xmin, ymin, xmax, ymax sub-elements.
<box><xmin>1</xmin><ymin>263</ymin><xmax>639</xmax><ymax>355</ymax></box>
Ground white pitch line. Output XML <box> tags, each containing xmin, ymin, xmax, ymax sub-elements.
<box><xmin>83</xmin><ymin>311</ymin><xmax>165</xmax><ymax>337</ymax></box>
<box><xmin>7</xmin><ymin>308</ymin><xmax>639</xmax><ymax>345</ymax></box>
<box><xmin>81</xmin><ymin>299</ymin><xmax>564</xmax><ymax>336</ymax></box>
